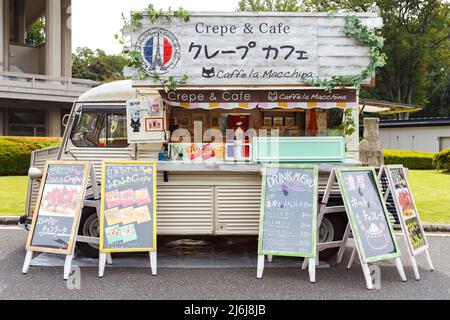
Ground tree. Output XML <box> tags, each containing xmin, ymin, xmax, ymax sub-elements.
<box><xmin>72</xmin><ymin>47</ymin><xmax>129</xmax><ymax>82</ymax></box>
<box><xmin>26</xmin><ymin>17</ymin><xmax>45</xmax><ymax>46</ymax></box>
<box><xmin>302</xmin><ymin>0</ymin><xmax>450</xmax><ymax>117</ymax></box>
<box><xmin>237</xmin><ymin>0</ymin><xmax>302</xmax><ymax>12</ymax></box>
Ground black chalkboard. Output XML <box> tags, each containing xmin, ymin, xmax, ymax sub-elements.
<box><xmin>26</xmin><ymin>161</ymin><xmax>90</xmax><ymax>254</ymax></box>
<box><xmin>100</xmin><ymin>162</ymin><xmax>156</xmax><ymax>252</ymax></box>
<box><xmin>337</xmin><ymin>168</ymin><xmax>400</xmax><ymax>263</ymax></box>
<box><xmin>258</xmin><ymin>165</ymin><xmax>318</xmax><ymax>257</ymax></box>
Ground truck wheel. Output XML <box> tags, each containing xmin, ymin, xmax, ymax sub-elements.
<box><xmin>318</xmin><ymin>214</ymin><xmax>347</xmax><ymax>261</ymax></box>
<box><xmin>77</xmin><ymin>208</ymin><xmax>100</xmax><ymax>258</ymax></box>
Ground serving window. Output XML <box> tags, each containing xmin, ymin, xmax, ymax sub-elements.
<box><xmin>167</xmin><ymin>106</ymin><xmax>345</xmax><ymax>142</ymax></box>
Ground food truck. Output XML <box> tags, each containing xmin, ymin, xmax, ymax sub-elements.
<box><xmin>21</xmin><ymin>11</ymin><xmax>383</xmax><ymax>259</ymax></box>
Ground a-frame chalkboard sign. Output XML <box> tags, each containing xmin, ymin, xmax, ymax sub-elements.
<box><xmin>334</xmin><ymin>167</ymin><xmax>407</xmax><ymax>289</ymax></box>
<box><xmin>22</xmin><ymin>161</ymin><xmax>92</xmax><ymax>279</ymax></box>
<box><xmin>257</xmin><ymin>164</ymin><xmax>318</xmax><ymax>282</ymax></box>
<box><xmin>98</xmin><ymin>161</ymin><xmax>157</xmax><ymax>277</ymax></box>
<box><xmin>379</xmin><ymin>165</ymin><xmax>433</xmax><ymax>280</ymax></box>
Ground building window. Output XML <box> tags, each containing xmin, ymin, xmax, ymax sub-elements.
<box><xmin>8</xmin><ymin>109</ymin><xmax>46</xmax><ymax>136</ymax></box>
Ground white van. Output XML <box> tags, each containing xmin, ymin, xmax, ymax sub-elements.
<box><xmin>22</xmin><ymin>80</ymin><xmax>351</xmax><ymax>259</ymax></box>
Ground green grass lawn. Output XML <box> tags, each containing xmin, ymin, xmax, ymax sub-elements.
<box><xmin>0</xmin><ymin>176</ymin><xmax>28</xmax><ymax>216</ymax></box>
<box><xmin>0</xmin><ymin>171</ymin><xmax>449</xmax><ymax>224</ymax></box>
<box><xmin>408</xmin><ymin>170</ymin><xmax>450</xmax><ymax>224</ymax></box>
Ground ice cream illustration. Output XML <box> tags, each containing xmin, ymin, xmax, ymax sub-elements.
<box><xmin>365</xmin><ymin>223</ymin><xmax>388</xmax><ymax>250</ymax></box>
<box><xmin>281</xmin><ymin>184</ymin><xmax>289</xmax><ymax>196</ymax></box>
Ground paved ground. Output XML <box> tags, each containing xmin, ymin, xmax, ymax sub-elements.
<box><xmin>0</xmin><ymin>226</ymin><xmax>449</xmax><ymax>300</ymax></box>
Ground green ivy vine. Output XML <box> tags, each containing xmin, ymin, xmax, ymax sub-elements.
<box><xmin>307</xmin><ymin>15</ymin><xmax>386</xmax><ymax>92</ymax></box>
<box><xmin>115</xmin><ymin>4</ymin><xmax>190</xmax><ymax>92</ymax></box>
<box><xmin>339</xmin><ymin>108</ymin><xmax>357</xmax><ymax>137</ymax></box>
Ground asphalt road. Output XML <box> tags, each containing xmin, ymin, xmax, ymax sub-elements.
<box><xmin>0</xmin><ymin>226</ymin><xmax>449</xmax><ymax>300</ymax></box>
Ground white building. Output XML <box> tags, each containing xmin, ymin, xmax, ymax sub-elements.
<box><xmin>379</xmin><ymin>118</ymin><xmax>450</xmax><ymax>153</ymax></box>
<box><xmin>0</xmin><ymin>0</ymin><xmax>98</xmax><ymax>137</ymax></box>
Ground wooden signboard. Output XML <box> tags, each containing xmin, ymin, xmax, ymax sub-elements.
<box><xmin>335</xmin><ymin>167</ymin><xmax>406</xmax><ymax>289</ymax></box>
<box><xmin>23</xmin><ymin>161</ymin><xmax>91</xmax><ymax>277</ymax></box>
<box><xmin>99</xmin><ymin>161</ymin><xmax>157</xmax><ymax>276</ymax></box>
<box><xmin>128</xmin><ymin>12</ymin><xmax>382</xmax><ymax>87</ymax></box>
<box><xmin>257</xmin><ymin>164</ymin><xmax>318</xmax><ymax>282</ymax></box>
<box><xmin>380</xmin><ymin>165</ymin><xmax>433</xmax><ymax>280</ymax></box>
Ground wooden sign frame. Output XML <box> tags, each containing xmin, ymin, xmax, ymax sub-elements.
<box><xmin>25</xmin><ymin>161</ymin><xmax>91</xmax><ymax>255</ymax></box>
<box><xmin>335</xmin><ymin>167</ymin><xmax>401</xmax><ymax>263</ymax></box>
<box><xmin>99</xmin><ymin>161</ymin><xmax>157</xmax><ymax>277</ymax></box>
<box><xmin>379</xmin><ymin>165</ymin><xmax>433</xmax><ymax>280</ymax></box>
<box><xmin>257</xmin><ymin>164</ymin><xmax>318</xmax><ymax>282</ymax></box>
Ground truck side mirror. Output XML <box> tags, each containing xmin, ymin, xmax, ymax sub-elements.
<box><xmin>62</xmin><ymin>114</ymin><xmax>70</xmax><ymax>127</ymax></box>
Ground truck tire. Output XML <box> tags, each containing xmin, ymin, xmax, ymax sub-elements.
<box><xmin>318</xmin><ymin>213</ymin><xmax>347</xmax><ymax>261</ymax></box>
<box><xmin>77</xmin><ymin>208</ymin><xmax>100</xmax><ymax>258</ymax></box>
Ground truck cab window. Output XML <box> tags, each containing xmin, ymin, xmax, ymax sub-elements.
<box><xmin>70</xmin><ymin>106</ymin><xmax>128</xmax><ymax>148</ymax></box>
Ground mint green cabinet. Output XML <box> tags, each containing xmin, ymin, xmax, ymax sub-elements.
<box><xmin>252</xmin><ymin>137</ymin><xmax>345</xmax><ymax>163</ymax></box>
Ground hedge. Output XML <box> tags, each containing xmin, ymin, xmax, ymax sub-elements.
<box><xmin>434</xmin><ymin>148</ymin><xmax>450</xmax><ymax>172</ymax></box>
<box><xmin>384</xmin><ymin>149</ymin><xmax>435</xmax><ymax>170</ymax></box>
<box><xmin>0</xmin><ymin>137</ymin><xmax>61</xmax><ymax>176</ymax></box>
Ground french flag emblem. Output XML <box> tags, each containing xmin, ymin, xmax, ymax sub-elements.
<box><xmin>143</xmin><ymin>33</ymin><xmax>174</xmax><ymax>69</ymax></box>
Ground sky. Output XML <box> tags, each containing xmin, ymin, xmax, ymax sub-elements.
<box><xmin>72</xmin><ymin>0</ymin><xmax>239</xmax><ymax>54</ymax></box>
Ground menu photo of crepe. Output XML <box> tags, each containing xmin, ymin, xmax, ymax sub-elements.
<box><xmin>119</xmin><ymin>206</ymin><xmax>137</xmax><ymax>225</ymax></box>
<box><xmin>40</xmin><ymin>185</ymin><xmax>81</xmax><ymax>215</ymax></box>
<box><xmin>105</xmin><ymin>224</ymin><xmax>122</xmax><ymax>244</ymax></box>
<box><xmin>104</xmin><ymin>207</ymin><xmax>121</xmax><ymax>226</ymax></box>
<box><xmin>134</xmin><ymin>188</ymin><xmax>151</xmax><ymax>206</ymax></box>
<box><xmin>134</xmin><ymin>205</ymin><xmax>152</xmax><ymax>224</ymax></box>
<box><xmin>105</xmin><ymin>189</ymin><xmax>121</xmax><ymax>208</ymax></box>
<box><xmin>120</xmin><ymin>224</ymin><xmax>138</xmax><ymax>244</ymax></box>
<box><xmin>397</xmin><ymin>189</ymin><xmax>415</xmax><ymax>217</ymax></box>
<box><xmin>120</xmin><ymin>189</ymin><xmax>136</xmax><ymax>207</ymax></box>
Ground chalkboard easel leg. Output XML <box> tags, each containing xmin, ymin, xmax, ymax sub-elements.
<box><xmin>301</xmin><ymin>258</ymin><xmax>308</xmax><ymax>270</ymax></box>
<box><xmin>308</xmin><ymin>258</ymin><xmax>316</xmax><ymax>283</ymax></box>
<box><xmin>409</xmin><ymin>255</ymin><xmax>420</xmax><ymax>281</ymax></box>
<box><xmin>267</xmin><ymin>255</ymin><xmax>273</xmax><ymax>263</ymax></box>
<box><xmin>256</xmin><ymin>255</ymin><xmax>265</xmax><ymax>279</ymax></box>
<box><xmin>22</xmin><ymin>250</ymin><xmax>33</xmax><ymax>274</ymax></box>
<box><xmin>347</xmin><ymin>247</ymin><xmax>357</xmax><ymax>270</ymax></box>
<box><xmin>336</xmin><ymin>223</ymin><xmax>351</xmax><ymax>265</ymax></box>
<box><xmin>98</xmin><ymin>252</ymin><xmax>107</xmax><ymax>278</ymax></box>
<box><xmin>425</xmin><ymin>250</ymin><xmax>434</xmax><ymax>271</ymax></box>
<box><xmin>106</xmin><ymin>253</ymin><xmax>113</xmax><ymax>265</ymax></box>
<box><xmin>361</xmin><ymin>263</ymin><xmax>374</xmax><ymax>290</ymax></box>
<box><xmin>394</xmin><ymin>257</ymin><xmax>407</xmax><ymax>282</ymax></box>
<box><xmin>150</xmin><ymin>251</ymin><xmax>157</xmax><ymax>276</ymax></box>
<box><xmin>63</xmin><ymin>255</ymin><xmax>74</xmax><ymax>280</ymax></box>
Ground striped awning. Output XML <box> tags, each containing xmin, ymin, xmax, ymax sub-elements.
<box><xmin>164</xmin><ymin>101</ymin><xmax>356</xmax><ymax>110</ymax></box>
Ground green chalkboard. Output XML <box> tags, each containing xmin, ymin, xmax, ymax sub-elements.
<box><xmin>258</xmin><ymin>164</ymin><xmax>318</xmax><ymax>258</ymax></box>
<box><xmin>336</xmin><ymin>167</ymin><xmax>400</xmax><ymax>263</ymax></box>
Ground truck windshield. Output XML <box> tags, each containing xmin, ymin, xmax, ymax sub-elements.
<box><xmin>70</xmin><ymin>105</ymin><xmax>128</xmax><ymax>148</ymax></box>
